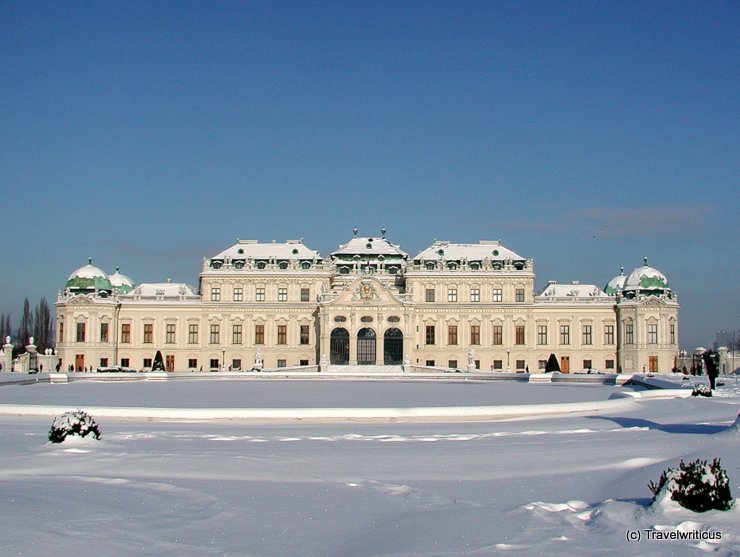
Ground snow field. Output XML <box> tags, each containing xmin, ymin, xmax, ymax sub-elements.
<box><xmin>0</xmin><ymin>379</ymin><xmax>738</xmax><ymax>556</ymax></box>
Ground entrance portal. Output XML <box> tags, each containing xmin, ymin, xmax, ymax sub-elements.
<box><xmin>383</xmin><ymin>328</ymin><xmax>403</xmax><ymax>365</ymax></box>
<box><xmin>357</xmin><ymin>328</ymin><xmax>376</xmax><ymax>365</ymax></box>
<box><xmin>330</xmin><ymin>328</ymin><xmax>350</xmax><ymax>365</ymax></box>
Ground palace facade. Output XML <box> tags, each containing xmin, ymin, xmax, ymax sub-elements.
<box><xmin>56</xmin><ymin>230</ymin><xmax>679</xmax><ymax>374</ymax></box>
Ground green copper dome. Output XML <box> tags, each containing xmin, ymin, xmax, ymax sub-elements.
<box><xmin>66</xmin><ymin>259</ymin><xmax>113</xmax><ymax>293</ymax></box>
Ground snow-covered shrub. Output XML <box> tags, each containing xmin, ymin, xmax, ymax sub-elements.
<box><xmin>691</xmin><ymin>384</ymin><xmax>712</xmax><ymax>397</ymax></box>
<box><xmin>48</xmin><ymin>410</ymin><xmax>102</xmax><ymax>443</ymax></box>
<box><xmin>649</xmin><ymin>458</ymin><xmax>734</xmax><ymax>513</ymax></box>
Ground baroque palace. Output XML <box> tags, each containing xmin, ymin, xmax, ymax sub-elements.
<box><xmin>56</xmin><ymin>229</ymin><xmax>679</xmax><ymax>374</ymax></box>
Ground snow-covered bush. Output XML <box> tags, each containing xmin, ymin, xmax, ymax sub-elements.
<box><xmin>48</xmin><ymin>410</ymin><xmax>102</xmax><ymax>443</ymax></box>
<box><xmin>649</xmin><ymin>458</ymin><xmax>734</xmax><ymax>513</ymax></box>
<box><xmin>691</xmin><ymin>384</ymin><xmax>712</xmax><ymax>397</ymax></box>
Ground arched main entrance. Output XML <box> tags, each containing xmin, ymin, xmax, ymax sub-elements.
<box><xmin>384</xmin><ymin>328</ymin><xmax>403</xmax><ymax>365</ymax></box>
<box><xmin>330</xmin><ymin>328</ymin><xmax>350</xmax><ymax>365</ymax></box>
<box><xmin>357</xmin><ymin>328</ymin><xmax>376</xmax><ymax>365</ymax></box>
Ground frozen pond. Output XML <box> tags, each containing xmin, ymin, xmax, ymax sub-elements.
<box><xmin>0</xmin><ymin>379</ymin><xmax>626</xmax><ymax>409</ymax></box>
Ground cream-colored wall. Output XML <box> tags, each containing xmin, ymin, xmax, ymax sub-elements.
<box><xmin>56</xmin><ymin>259</ymin><xmax>678</xmax><ymax>373</ymax></box>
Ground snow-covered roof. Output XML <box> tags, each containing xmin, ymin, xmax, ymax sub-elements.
<box><xmin>108</xmin><ymin>268</ymin><xmax>135</xmax><ymax>293</ymax></box>
<box><xmin>211</xmin><ymin>240</ymin><xmax>321</xmax><ymax>261</ymax></box>
<box><xmin>66</xmin><ymin>259</ymin><xmax>113</xmax><ymax>292</ymax></box>
<box><xmin>623</xmin><ymin>259</ymin><xmax>670</xmax><ymax>293</ymax></box>
<box><xmin>537</xmin><ymin>281</ymin><xmax>610</xmax><ymax>299</ymax></box>
<box><xmin>413</xmin><ymin>240</ymin><xmax>524</xmax><ymax>262</ymax></box>
<box><xmin>331</xmin><ymin>236</ymin><xmax>408</xmax><ymax>260</ymax></box>
<box><xmin>124</xmin><ymin>282</ymin><xmax>199</xmax><ymax>298</ymax></box>
<box><xmin>604</xmin><ymin>268</ymin><xmax>626</xmax><ymax>296</ymax></box>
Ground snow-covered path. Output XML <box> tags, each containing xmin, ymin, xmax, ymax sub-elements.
<box><xmin>0</xmin><ymin>380</ymin><xmax>738</xmax><ymax>556</ymax></box>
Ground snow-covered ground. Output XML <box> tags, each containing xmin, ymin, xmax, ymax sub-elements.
<box><xmin>0</xmin><ymin>376</ymin><xmax>738</xmax><ymax>556</ymax></box>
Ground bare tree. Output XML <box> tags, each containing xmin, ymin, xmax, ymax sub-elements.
<box><xmin>0</xmin><ymin>314</ymin><xmax>11</xmax><ymax>343</ymax></box>
<box><xmin>33</xmin><ymin>298</ymin><xmax>54</xmax><ymax>353</ymax></box>
<box><xmin>16</xmin><ymin>298</ymin><xmax>34</xmax><ymax>352</ymax></box>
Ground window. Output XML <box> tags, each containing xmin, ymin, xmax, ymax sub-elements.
<box><xmin>448</xmin><ymin>360</ymin><xmax>458</xmax><ymax>369</ymax></box>
<box><xmin>604</xmin><ymin>324</ymin><xmax>615</xmax><ymax>345</ymax></box>
<box><xmin>166</xmin><ymin>323</ymin><xmax>176</xmax><ymax>344</ymax></box>
<box><xmin>447</xmin><ymin>288</ymin><xmax>457</xmax><ymax>302</ymax></box>
<box><xmin>188</xmin><ymin>358</ymin><xmax>197</xmax><ymax>368</ymax></box>
<box><xmin>143</xmin><ymin>324</ymin><xmax>153</xmax><ymax>344</ymax></box>
<box><xmin>256</xmin><ymin>287</ymin><xmax>265</xmax><ymax>302</ymax></box>
<box><xmin>583</xmin><ymin>359</ymin><xmax>592</xmax><ymax>370</ymax></box>
<box><xmin>493</xmin><ymin>325</ymin><xmax>503</xmax><ymax>345</ymax></box>
<box><xmin>625</xmin><ymin>323</ymin><xmax>634</xmax><ymax>345</ymax></box>
<box><xmin>470</xmin><ymin>288</ymin><xmax>480</xmax><ymax>302</ymax></box>
<box><xmin>76</xmin><ymin>322</ymin><xmax>86</xmax><ymax>343</ymax></box>
<box><xmin>277</xmin><ymin>359</ymin><xmax>287</xmax><ymax>368</ymax></box>
<box><xmin>232</xmin><ymin>359</ymin><xmax>241</xmax><ymax>370</ymax></box>
<box><xmin>647</xmin><ymin>323</ymin><xmax>658</xmax><ymax>344</ymax></box>
<box><xmin>515</xmin><ymin>325</ymin><xmax>525</xmax><ymax>345</ymax></box>
<box><xmin>425</xmin><ymin>288</ymin><xmax>435</xmax><ymax>302</ymax></box>
<box><xmin>99</xmin><ymin>357</ymin><xmax>108</xmax><ymax>368</ymax></box>
<box><xmin>255</xmin><ymin>324</ymin><xmax>265</xmax><ymax>345</ymax></box>
<box><xmin>120</xmin><ymin>358</ymin><xmax>129</xmax><ymax>367</ymax></box>
<box><xmin>232</xmin><ymin>324</ymin><xmax>242</xmax><ymax>344</ymax></box>
<box><xmin>300</xmin><ymin>360</ymin><xmax>309</xmax><ymax>366</ymax></box>
<box><xmin>493</xmin><ymin>359</ymin><xmax>503</xmax><ymax>370</ymax></box>
<box><xmin>211</xmin><ymin>287</ymin><xmax>221</xmax><ymax>301</ymax></box>
<box><xmin>605</xmin><ymin>359</ymin><xmax>615</xmax><ymax>370</ymax></box>
<box><xmin>560</xmin><ymin>325</ymin><xmax>570</xmax><ymax>345</ymax></box>
<box><xmin>582</xmin><ymin>324</ymin><xmax>592</xmax><ymax>346</ymax></box>
<box><xmin>300</xmin><ymin>325</ymin><xmax>309</xmax><ymax>345</ymax></box>
<box><xmin>515</xmin><ymin>288</ymin><xmax>525</xmax><ymax>303</ymax></box>
<box><xmin>277</xmin><ymin>325</ymin><xmax>287</xmax><ymax>344</ymax></box>
<box><xmin>670</xmin><ymin>323</ymin><xmax>675</xmax><ymax>345</ymax></box>
<box><xmin>537</xmin><ymin>325</ymin><xmax>547</xmax><ymax>345</ymax></box>
<box><xmin>209</xmin><ymin>324</ymin><xmax>220</xmax><ymax>344</ymax></box>
<box><xmin>121</xmin><ymin>323</ymin><xmax>130</xmax><ymax>344</ymax></box>
<box><xmin>470</xmin><ymin>325</ymin><xmax>481</xmax><ymax>345</ymax></box>
<box><xmin>143</xmin><ymin>358</ymin><xmax>152</xmax><ymax>368</ymax></box>
<box><xmin>425</xmin><ymin>325</ymin><xmax>435</xmax><ymax>345</ymax></box>
<box><xmin>188</xmin><ymin>324</ymin><xmax>198</xmax><ymax>344</ymax></box>
<box><xmin>300</xmin><ymin>288</ymin><xmax>310</xmax><ymax>302</ymax></box>
<box><xmin>100</xmin><ymin>322</ymin><xmax>109</xmax><ymax>343</ymax></box>
<box><xmin>448</xmin><ymin>325</ymin><xmax>458</xmax><ymax>345</ymax></box>
<box><xmin>516</xmin><ymin>359</ymin><xmax>525</xmax><ymax>370</ymax></box>
<box><xmin>233</xmin><ymin>287</ymin><xmax>243</xmax><ymax>302</ymax></box>
<box><xmin>210</xmin><ymin>358</ymin><xmax>220</xmax><ymax>369</ymax></box>
<box><xmin>538</xmin><ymin>360</ymin><xmax>547</xmax><ymax>370</ymax></box>
<box><xmin>426</xmin><ymin>360</ymin><xmax>435</xmax><ymax>367</ymax></box>
<box><xmin>278</xmin><ymin>288</ymin><xmax>288</xmax><ymax>302</ymax></box>
<box><xmin>492</xmin><ymin>289</ymin><xmax>502</xmax><ymax>302</ymax></box>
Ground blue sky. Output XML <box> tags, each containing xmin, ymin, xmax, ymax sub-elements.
<box><xmin>1</xmin><ymin>1</ymin><xmax>738</xmax><ymax>350</ymax></box>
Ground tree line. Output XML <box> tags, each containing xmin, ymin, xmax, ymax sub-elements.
<box><xmin>0</xmin><ymin>298</ymin><xmax>54</xmax><ymax>356</ymax></box>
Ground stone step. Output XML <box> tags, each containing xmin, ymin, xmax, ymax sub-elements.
<box><xmin>326</xmin><ymin>365</ymin><xmax>404</xmax><ymax>374</ymax></box>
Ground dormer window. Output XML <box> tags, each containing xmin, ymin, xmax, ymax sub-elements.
<box><xmin>278</xmin><ymin>261</ymin><xmax>288</xmax><ymax>269</ymax></box>
<box><xmin>256</xmin><ymin>261</ymin><xmax>266</xmax><ymax>269</ymax></box>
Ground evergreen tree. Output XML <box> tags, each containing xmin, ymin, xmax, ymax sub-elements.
<box><xmin>545</xmin><ymin>353</ymin><xmax>560</xmax><ymax>373</ymax></box>
<box><xmin>33</xmin><ymin>298</ymin><xmax>54</xmax><ymax>353</ymax></box>
<box><xmin>152</xmin><ymin>350</ymin><xmax>165</xmax><ymax>371</ymax></box>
